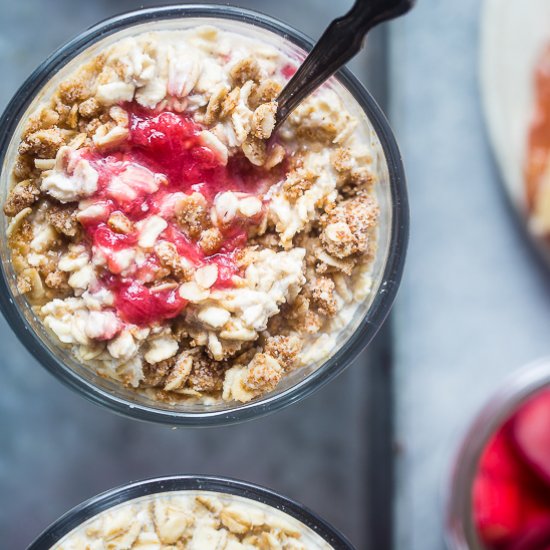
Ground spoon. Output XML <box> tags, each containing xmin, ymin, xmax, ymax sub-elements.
<box><xmin>274</xmin><ymin>0</ymin><xmax>416</xmax><ymax>131</ymax></box>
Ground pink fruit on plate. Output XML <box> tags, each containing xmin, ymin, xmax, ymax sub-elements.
<box><xmin>511</xmin><ymin>389</ymin><xmax>550</xmax><ymax>487</ymax></box>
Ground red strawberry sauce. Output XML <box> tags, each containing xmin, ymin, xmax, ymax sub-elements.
<box><xmin>78</xmin><ymin>104</ymin><xmax>284</xmax><ymax>326</ymax></box>
<box><xmin>281</xmin><ymin>63</ymin><xmax>298</xmax><ymax>80</ymax></box>
<box><xmin>473</xmin><ymin>390</ymin><xmax>550</xmax><ymax>550</ymax></box>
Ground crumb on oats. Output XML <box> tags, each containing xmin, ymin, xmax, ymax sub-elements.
<box><xmin>332</xmin><ymin>147</ymin><xmax>375</xmax><ymax>192</ymax></box>
<box><xmin>23</xmin><ymin>109</ymin><xmax>60</xmax><ymax>137</ymax></box>
<box><xmin>78</xmin><ymin>97</ymin><xmax>102</xmax><ymax>119</ymax></box>
<box><xmin>264</xmin><ymin>335</ymin><xmax>301</xmax><ymax>370</ymax></box>
<box><xmin>187</xmin><ymin>354</ymin><xmax>225</xmax><ymax>392</ymax></box>
<box><xmin>142</xmin><ymin>357</ymin><xmax>176</xmax><ymax>387</ymax></box>
<box><xmin>283</xmin><ymin>295</ymin><xmax>324</xmax><ymax>335</ymax></box>
<box><xmin>8</xmin><ymin>219</ymin><xmax>33</xmax><ymax>248</ymax></box>
<box><xmin>308</xmin><ymin>276</ymin><xmax>337</xmax><ymax>317</ymax></box>
<box><xmin>13</xmin><ymin>156</ymin><xmax>36</xmax><ymax>180</ymax></box>
<box><xmin>46</xmin><ymin>203</ymin><xmax>79</xmax><ymax>237</ymax></box>
<box><xmin>175</xmin><ymin>192</ymin><xmax>211</xmax><ymax>239</ymax></box>
<box><xmin>44</xmin><ymin>269</ymin><xmax>69</xmax><ymax>291</ymax></box>
<box><xmin>3</xmin><ymin>180</ymin><xmax>40</xmax><ymax>217</ymax></box>
<box><xmin>198</xmin><ymin>227</ymin><xmax>223</xmax><ymax>254</ymax></box>
<box><xmin>234</xmin><ymin>246</ymin><xmax>257</xmax><ymax>269</ymax></box>
<box><xmin>282</xmin><ymin>168</ymin><xmax>318</xmax><ymax>202</ymax></box>
<box><xmin>331</xmin><ymin>147</ymin><xmax>354</xmax><ymax>173</ymax></box>
<box><xmin>79</xmin><ymin>117</ymin><xmax>102</xmax><ymax>137</ymax></box>
<box><xmin>154</xmin><ymin>240</ymin><xmax>189</xmax><ymax>279</ymax></box>
<box><xmin>164</xmin><ymin>353</ymin><xmax>193</xmax><ymax>391</ymax></box>
<box><xmin>296</xmin><ymin>121</ymin><xmax>338</xmax><ymax>144</ymax></box>
<box><xmin>16</xmin><ymin>273</ymin><xmax>32</xmax><ymax>294</ymax></box>
<box><xmin>320</xmin><ymin>194</ymin><xmax>379</xmax><ymax>259</ymax></box>
<box><xmin>18</xmin><ymin>128</ymin><xmax>64</xmax><ymax>158</ymax></box>
<box><xmin>58</xmin><ymin>78</ymin><xmax>91</xmax><ymax>105</ymax></box>
<box><xmin>243</xmin><ymin>352</ymin><xmax>282</xmax><ymax>393</ymax></box>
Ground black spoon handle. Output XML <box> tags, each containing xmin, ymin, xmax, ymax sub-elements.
<box><xmin>274</xmin><ymin>0</ymin><xmax>415</xmax><ymax>128</ymax></box>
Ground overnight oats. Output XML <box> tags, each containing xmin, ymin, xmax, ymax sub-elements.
<box><xmin>49</xmin><ymin>491</ymin><xmax>333</xmax><ymax>550</ymax></box>
<box><xmin>2</xmin><ymin>24</ymin><xmax>382</xmax><ymax>407</ymax></box>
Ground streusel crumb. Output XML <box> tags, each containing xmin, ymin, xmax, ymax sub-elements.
<box><xmin>187</xmin><ymin>354</ymin><xmax>225</xmax><ymax>392</ymax></box>
<box><xmin>243</xmin><ymin>352</ymin><xmax>282</xmax><ymax>393</ymax></box>
<box><xmin>176</xmin><ymin>192</ymin><xmax>211</xmax><ymax>239</ymax></box>
<box><xmin>46</xmin><ymin>204</ymin><xmax>79</xmax><ymax>237</ymax></box>
<box><xmin>19</xmin><ymin>128</ymin><xmax>64</xmax><ymax>158</ymax></box>
<box><xmin>264</xmin><ymin>335</ymin><xmax>301</xmax><ymax>370</ymax></box>
<box><xmin>320</xmin><ymin>195</ymin><xmax>379</xmax><ymax>259</ymax></box>
<box><xmin>308</xmin><ymin>276</ymin><xmax>337</xmax><ymax>317</ymax></box>
<box><xmin>3</xmin><ymin>180</ymin><xmax>40</xmax><ymax>217</ymax></box>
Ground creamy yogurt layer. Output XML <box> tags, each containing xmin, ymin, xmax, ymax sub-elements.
<box><xmin>4</xmin><ymin>26</ymin><xmax>379</xmax><ymax>404</ymax></box>
<box><xmin>52</xmin><ymin>491</ymin><xmax>333</xmax><ymax>549</ymax></box>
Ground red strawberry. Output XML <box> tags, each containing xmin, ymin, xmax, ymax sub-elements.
<box><xmin>511</xmin><ymin>390</ymin><xmax>550</xmax><ymax>487</ymax></box>
<box><xmin>507</xmin><ymin>519</ymin><xmax>550</xmax><ymax>550</ymax></box>
<box><xmin>473</xmin><ymin>430</ymin><xmax>525</xmax><ymax>548</ymax></box>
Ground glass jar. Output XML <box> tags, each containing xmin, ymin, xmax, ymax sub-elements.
<box><xmin>28</xmin><ymin>475</ymin><xmax>355</xmax><ymax>549</ymax></box>
<box><xmin>445</xmin><ymin>358</ymin><xmax>550</xmax><ymax>549</ymax></box>
<box><xmin>0</xmin><ymin>5</ymin><xmax>408</xmax><ymax>425</ymax></box>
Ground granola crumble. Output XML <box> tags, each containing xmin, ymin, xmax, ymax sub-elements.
<box><xmin>3</xmin><ymin>27</ymin><xmax>381</xmax><ymax>404</ymax></box>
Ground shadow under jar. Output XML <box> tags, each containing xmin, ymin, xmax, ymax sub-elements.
<box><xmin>27</xmin><ymin>475</ymin><xmax>355</xmax><ymax>549</ymax></box>
<box><xmin>0</xmin><ymin>5</ymin><xmax>408</xmax><ymax>426</ymax></box>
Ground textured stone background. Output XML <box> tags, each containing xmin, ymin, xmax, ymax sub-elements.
<box><xmin>0</xmin><ymin>1</ymin><xmax>392</xmax><ymax>548</ymax></box>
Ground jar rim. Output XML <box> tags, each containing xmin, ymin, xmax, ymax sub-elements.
<box><xmin>0</xmin><ymin>4</ymin><xmax>409</xmax><ymax>426</ymax></box>
<box><xmin>27</xmin><ymin>474</ymin><xmax>355</xmax><ymax>549</ymax></box>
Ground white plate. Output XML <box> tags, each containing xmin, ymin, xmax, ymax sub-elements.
<box><xmin>480</xmin><ymin>0</ymin><xmax>550</xmax><ymax>245</ymax></box>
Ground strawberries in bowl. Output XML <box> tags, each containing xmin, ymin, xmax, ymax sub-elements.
<box><xmin>473</xmin><ymin>390</ymin><xmax>550</xmax><ymax>550</ymax></box>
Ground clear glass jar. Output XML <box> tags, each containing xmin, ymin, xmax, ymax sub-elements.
<box><xmin>445</xmin><ymin>358</ymin><xmax>550</xmax><ymax>549</ymax></box>
<box><xmin>0</xmin><ymin>5</ymin><xmax>408</xmax><ymax>425</ymax></box>
<box><xmin>27</xmin><ymin>475</ymin><xmax>355</xmax><ymax>549</ymax></box>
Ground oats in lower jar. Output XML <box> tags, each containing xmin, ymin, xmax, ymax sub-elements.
<box><xmin>53</xmin><ymin>492</ymin><xmax>333</xmax><ymax>549</ymax></box>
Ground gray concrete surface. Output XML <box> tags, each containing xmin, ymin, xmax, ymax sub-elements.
<box><xmin>392</xmin><ymin>1</ymin><xmax>550</xmax><ymax>548</ymax></box>
<box><xmin>0</xmin><ymin>1</ymin><xmax>392</xmax><ymax>548</ymax></box>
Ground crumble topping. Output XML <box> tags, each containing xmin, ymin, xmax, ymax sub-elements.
<box><xmin>52</xmin><ymin>491</ymin><xmax>333</xmax><ymax>549</ymax></box>
<box><xmin>3</xmin><ymin>27</ymin><xmax>380</xmax><ymax>404</ymax></box>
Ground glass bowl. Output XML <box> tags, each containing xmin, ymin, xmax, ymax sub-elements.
<box><xmin>0</xmin><ymin>5</ymin><xmax>408</xmax><ymax>425</ymax></box>
<box><xmin>445</xmin><ymin>357</ymin><xmax>550</xmax><ymax>549</ymax></box>
<box><xmin>27</xmin><ymin>475</ymin><xmax>355</xmax><ymax>549</ymax></box>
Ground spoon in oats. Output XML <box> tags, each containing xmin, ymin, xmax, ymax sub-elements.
<box><xmin>273</xmin><ymin>0</ymin><xmax>416</xmax><ymax>131</ymax></box>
